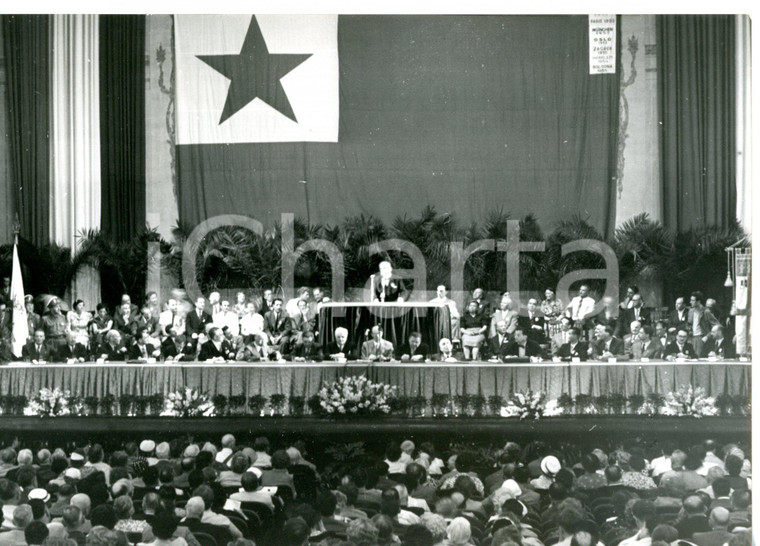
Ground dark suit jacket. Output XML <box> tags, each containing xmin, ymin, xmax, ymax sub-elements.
<box><xmin>263</xmin><ymin>311</ymin><xmax>291</xmax><ymax>337</ymax></box>
<box><xmin>487</xmin><ymin>334</ymin><xmax>511</xmax><ymax>359</ymax></box>
<box><xmin>590</xmin><ymin>336</ymin><xmax>624</xmax><ymax>358</ymax></box>
<box><xmin>134</xmin><ymin>315</ymin><xmax>161</xmax><ymax>337</ymax></box>
<box><xmin>96</xmin><ymin>342</ymin><xmax>128</xmax><ymax>361</ymax></box>
<box><xmin>198</xmin><ymin>340</ymin><xmax>234</xmax><ymax>361</ymax></box>
<box><xmin>324</xmin><ymin>341</ymin><xmax>358</xmax><ymax>361</ymax></box>
<box><xmin>290</xmin><ymin>343</ymin><xmax>323</xmax><ymax>361</ymax></box>
<box><xmin>556</xmin><ymin>342</ymin><xmax>589</xmax><ymax>361</ymax></box>
<box><xmin>503</xmin><ymin>339</ymin><xmax>543</xmax><ymax>358</ymax></box>
<box><xmin>617</xmin><ymin>307</ymin><xmax>652</xmax><ymax>336</ymax></box>
<box><xmin>185</xmin><ymin>310</ymin><xmax>213</xmax><ymax>337</ymax></box>
<box><xmin>57</xmin><ymin>342</ymin><xmax>89</xmax><ymax>361</ymax></box>
<box><xmin>161</xmin><ymin>336</ymin><xmax>194</xmax><ymax>361</ymax></box>
<box><xmin>236</xmin><ymin>343</ymin><xmax>268</xmax><ymax>362</ymax></box>
<box><xmin>518</xmin><ymin>314</ymin><xmax>546</xmax><ymax>343</ymax></box>
<box><xmin>700</xmin><ymin>337</ymin><xmax>736</xmax><ymax>359</ymax></box>
<box><xmin>396</xmin><ymin>342</ymin><xmax>430</xmax><ymax>360</ymax></box>
<box><xmin>128</xmin><ymin>342</ymin><xmax>158</xmax><ymax>360</ymax></box>
<box><xmin>112</xmin><ymin>313</ymin><xmax>139</xmax><ymax>338</ymax></box>
<box><xmin>182</xmin><ymin>517</ymin><xmax>233</xmax><ymax>546</ymax></box>
<box><xmin>373</xmin><ymin>275</ymin><xmax>409</xmax><ymax>302</ymax></box>
<box><xmin>664</xmin><ymin>341</ymin><xmax>698</xmax><ymax>359</ymax></box>
<box><xmin>691</xmin><ymin>530</ymin><xmax>735</xmax><ymax>546</ymax></box>
<box><xmin>22</xmin><ymin>341</ymin><xmax>54</xmax><ymax>362</ymax></box>
<box><xmin>669</xmin><ymin>308</ymin><xmax>690</xmax><ymax>332</ymax></box>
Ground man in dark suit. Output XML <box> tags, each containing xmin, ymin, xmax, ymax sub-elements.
<box><xmin>517</xmin><ymin>298</ymin><xmax>546</xmax><ymax>344</ymax></box>
<box><xmin>263</xmin><ymin>298</ymin><xmax>291</xmax><ymax>353</ymax></box>
<box><xmin>57</xmin><ymin>332</ymin><xmax>89</xmax><ymax>362</ymax></box>
<box><xmin>629</xmin><ymin>325</ymin><xmax>664</xmax><ymax>360</ymax></box>
<box><xmin>700</xmin><ymin>325</ymin><xmax>736</xmax><ymax>359</ymax></box>
<box><xmin>556</xmin><ymin>327</ymin><xmax>589</xmax><ymax>361</ymax></box>
<box><xmin>503</xmin><ymin>327</ymin><xmax>543</xmax><ymax>359</ymax></box>
<box><xmin>617</xmin><ymin>294</ymin><xmax>652</xmax><ymax>337</ymax></box>
<box><xmin>290</xmin><ymin>331</ymin><xmax>323</xmax><ymax>362</ymax></box>
<box><xmin>373</xmin><ymin>261</ymin><xmax>409</xmax><ymax>302</ymax></box>
<box><xmin>397</xmin><ymin>331</ymin><xmax>429</xmax><ymax>361</ymax></box>
<box><xmin>22</xmin><ymin>330</ymin><xmax>54</xmax><ymax>363</ymax></box>
<box><xmin>185</xmin><ymin>297</ymin><xmax>213</xmax><ymax>342</ymax></box>
<box><xmin>590</xmin><ymin>324</ymin><xmax>624</xmax><ymax>360</ymax></box>
<box><xmin>96</xmin><ymin>330</ymin><xmax>128</xmax><ymax>361</ymax></box>
<box><xmin>664</xmin><ymin>329</ymin><xmax>698</xmax><ymax>360</ymax></box>
<box><xmin>161</xmin><ymin>325</ymin><xmax>194</xmax><ymax>362</ymax></box>
<box><xmin>198</xmin><ymin>327</ymin><xmax>234</xmax><ymax>361</ymax></box>
<box><xmin>112</xmin><ymin>302</ymin><xmax>139</xmax><ymax>341</ymax></box>
<box><xmin>259</xmin><ymin>289</ymin><xmax>275</xmax><ymax>316</ymax></box>
<box><xmin>128</xmin><ymin>328</ymin><xmax>160</xmax><ymax>361</ymax></box>
<box><xmin>325</xmin><ymin>327</ymin><xmax>357</xmax><ymax>361</ymax></box>
<box><xmin>486</xmin><ymin>320</ymin><xmax>511</xmax><ymax>359</ymax></box>
<box><xmin>669</xmin><ymin>297</ymin><xmax>689</xmax><ymax>332</ymax></box>
<box><xmin>691</xmin><ymin>507</ymin><xmax>734</xmax><ymax>546</ymax></box>
<box><xmin>236</xmin><ymin>334</ymin><xmax>271</xmax><ymax>362</ymax></box>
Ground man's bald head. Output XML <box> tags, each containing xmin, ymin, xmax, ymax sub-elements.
<box><xmin>185</xmin><ymin>497</ymin><xmax>205</xmax><ymax>519</ymax></box>
<box><xmin>70</xmin><ymin>494</ymin><xmax>91</xmax><ymax>517</ymax></box>
<box><xmin>682</xmin><ymin>495</ymin><xmax>705</xmax><ymax>515</ymax></box>
<box><xmin>709</xmin><ymin>507</ymin><xmax>730</xmax><ymax>529</ymax></box>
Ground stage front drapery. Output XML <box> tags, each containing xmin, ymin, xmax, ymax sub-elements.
<box><xmin>317</xmin><ymin>302</ymin><xmax>452</xmax><ymax>354</ymax></box>
<box><xmin>0</xmin><ymin>362</ymin><xmax>749</xmax><ymax>411</ymax></box>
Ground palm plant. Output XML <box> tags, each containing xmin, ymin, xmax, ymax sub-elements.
<box><xmin>612</xmin><ymin>213</ymin><xmax>672</xmax><ymax>285</ymax></box>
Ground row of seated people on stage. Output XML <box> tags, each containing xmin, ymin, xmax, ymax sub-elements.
<box><xmin>0</xmin><ymin>283</ymin><xmax>738</xmax><ymax>363</ymax></box>
<box><xmin>0</xmin><ymin>432</ymin><xmax>751</xmax><ymax>546</ymax></box>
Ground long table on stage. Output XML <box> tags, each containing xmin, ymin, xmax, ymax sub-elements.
<box><xmin>0</xmin><ymin>361</ymin><xmax>749</xmax><ymax>412</ymax></box>
<box><xmin>317</xmin><ymin>302</ymin><xmax>452</xmax><ymax>355</ymax></box>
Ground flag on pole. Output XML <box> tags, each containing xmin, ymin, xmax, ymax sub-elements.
<box><xmin>10</xmin><ymin>243</ymin><xmax>28</xmax><ymax>358</ymax></box>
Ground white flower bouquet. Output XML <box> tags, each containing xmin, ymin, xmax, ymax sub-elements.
<box><xmin>317</xmin><ymin>375</ymin><xmax>397</xmax><ymax>417</ymax></box>
<box><xmin>660</xmin><ymin>384</ymin><xmax>718</xmax><ymax>418</ymax></box>
<box><xmin>161</xmin><ymin>387</ymin><xmax>216</xmax><ymax>417</ymax></box>
<box><xmin>500</xmin><ymin>390</ymin><xmax>562</xmax><ymax>420</ymax></box>
<box><xmin>24</xmin><ymin>388</ymin><xmax>71</xmax><ymax>417</ymax></box>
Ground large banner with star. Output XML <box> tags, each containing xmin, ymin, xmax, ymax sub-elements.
<box><xmin>175</xmin><ymin>15</ymin><xmax>619</xmax><ymax>232</ymax></box>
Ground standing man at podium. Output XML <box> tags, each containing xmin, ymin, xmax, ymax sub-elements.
<box><xmin>373</xmin><ymin>261</ymin><xmax>409</xmax><ymax>303</ymax></box>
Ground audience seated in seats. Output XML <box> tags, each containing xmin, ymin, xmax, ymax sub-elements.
<box><xmin>490</xmin><ymin>293</ymin><xmax>518</xmax><ymax>339</ymax></box>
<box><xmin>259</xmin><ymin>451</ymin><xmax>295</xmax><ymax>495</ymax></box>
<box><xmin>360</xmin><ymin>325</ymin><xmax>394</xmax><ymax>361</ymax></box>
<box><xmin>229</xmin><ymin>471</ymin><xmax>275</xmax><ymax>511</ymax></box>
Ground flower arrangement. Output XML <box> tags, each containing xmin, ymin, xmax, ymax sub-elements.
<box><xmin>660</xmin><ymin>385</ymin><xmax>718</xmax><ymax>418</ymax></box>
<box><xmin>317</xmin><ymin>375</ymin><xmax>397</xmax><ymax>417</ymax></box>
<box><xmin>161</xmin><ymin>388</ymin><xmax>215</xmax><ymax>417</ymax></box>
<box><xmin>500</xmin><ymin>390</ymin><xmax>562</xmax><ymax>420</ymax></box>
<box><xmin>24</xmin><ymin>388</ymin><xmax>71</xmax><ymax>417</ymax></box>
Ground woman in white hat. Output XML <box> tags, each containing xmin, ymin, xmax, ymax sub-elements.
<box><xmin>530</xmin><ymin>455</ymin><xmax>561</xmax><ymax>491</ymax></box>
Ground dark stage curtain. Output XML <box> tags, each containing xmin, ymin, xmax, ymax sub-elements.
<box><xmin>177</xmin><ymin>15</ymin><xmax>620</xmax><ymax>235</ymax></box>
<box><xmin>99</xmin><ymin>15</ymin><xmax>146</xmax><ymax>243</ymax></box>
<box><xmin>657</xmin><ymin>15</ymin><xmax>736</xmax><ymax>232</ymax></box>
<box><xmin>2</xmin><ymin>15</ymin><xmax>50</xmax><ymax>246</ymax></box>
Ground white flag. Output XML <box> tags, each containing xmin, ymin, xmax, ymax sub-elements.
<box><xmin>10</xmin><ymin>243</ymin><xmax>28</xmax><ymax>358</ymax></box>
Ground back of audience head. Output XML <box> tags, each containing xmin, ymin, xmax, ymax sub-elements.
<box><xmin>25</xmin><ymin>521</ymin><xmax>50</xmax><ymax>546</ymax></box>
<box><xmin>380</xmin><ymin>488</ymin><xmax>400</xmax><ymax>517</ymax></box>
<box><xmin>271</xmin><ymin>450</ymin><xmax>290</xmax><ymax>470</ymax></box>
<box><xmin>89</xmin><ymin>504</ymin><xmax>117</xmax><ymax>530</ymax></box>
<box><xmin>346</xmin><ymin>517</ymin><xmax>379</xmax><ymax>546</ymax></box>
<box><xmin>604</xmin><ymin>465</ymin><xmax>622</xmax><ymax>483</ymax></box>
<box><xmin>370</xmin><ymin>513</ymin><xmax>395</xmax><ymax>542</ymax></box>
<box><xmin>403</xmin><ymin>523</ymin><xmax>434</xmax><ymax>546</ymax></box>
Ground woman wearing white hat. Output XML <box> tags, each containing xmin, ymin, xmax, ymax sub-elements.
<box><xmin>530</xmin><ymin>455</ymin><xmax>561</xmax><ymax>491</ymax></box>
